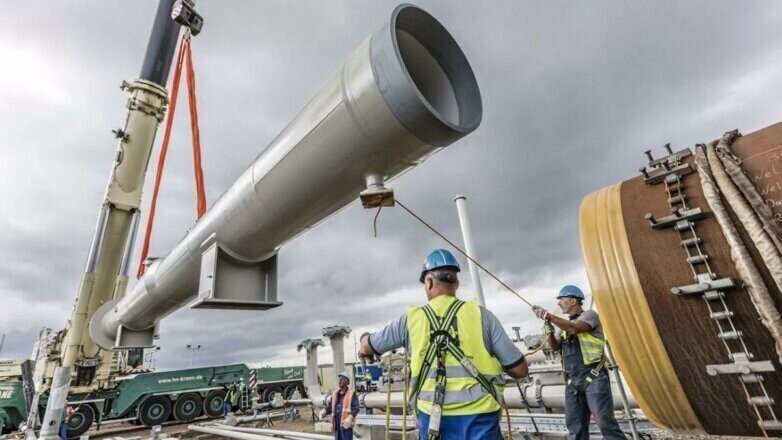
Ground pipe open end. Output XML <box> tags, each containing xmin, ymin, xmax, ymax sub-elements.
<box><xmin>370</xmin><ymin>4</ymin><xmax>482</xmax><ymax>147</ymax></box>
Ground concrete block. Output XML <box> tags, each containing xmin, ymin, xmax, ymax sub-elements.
<box><xmin>314</xmin><ymin>421</ymin><xmax>332</xmax><ymax>432</ymax></box>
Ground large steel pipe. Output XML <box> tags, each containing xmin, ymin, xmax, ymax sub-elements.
<box><xmin>580</xmin><ymin>123</ymin><xmax>782</xmax><ymax>436</ymax></box>
<box><xmin>91</xmin><ymin>4</ymin><xmax>481</xmax><ymax>350</ymax></box>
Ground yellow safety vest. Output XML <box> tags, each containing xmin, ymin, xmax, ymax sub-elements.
<box><xmin>407</xmin><ymin>295</ymin><xmax>504</xmax><ymax>416</ymax></box>
<box><xmin>562</xmin><ymin>328</ymin><xmax>605</xmax><ymax>365</ymax></box>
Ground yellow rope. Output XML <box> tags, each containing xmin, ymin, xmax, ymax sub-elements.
<box><xmin>373</xmin><ymin>205</ymin><xmax>383</xmax><ymax>238</ymax></box>
<box><xmin>384</xmin><ymin>371</ymin><xmax>392</xmax><ymax>440</ymax></box>
<box><xmin>394</xmin><ymin>198</ymin><xmax>536</xmax><ymax>308</ymax></box>
<box><xmin>503</xmin><ymin>402</ymin><xmax>514</xmax><ymax>439</ymax></box>
<box><xmin>402</xmin><ymin>352</ymin><xmax>408</xmax><ymax>436</ymax></box>
<box><xmin>370</xmin><ymin>197</ymin><xmax>552</xmax><ymax>439</ymax></box>
<box><xmin>522</xmin><ymin>323</ymin><xmax>554</xmax><ymax>357</ymax></box>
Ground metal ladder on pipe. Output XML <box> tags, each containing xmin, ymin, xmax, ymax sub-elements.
<box><xmin>641</xmin><ymin>142</ymin><xmax>780</xmax><ymax>436</ymax></box>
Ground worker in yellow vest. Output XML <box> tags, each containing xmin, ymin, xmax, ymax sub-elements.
<box><xmin>533</xmin><ymin>285</ymin><xmax>624</xmax><ymax>440</ymax></box>
<box><xmin>359</xmin><ymin>249</ymin><xmax>528</xmax><ymax>440</ymax></box>
<box><xmin>325</xmin><ymin>371</ymin><xmax>359</xmax><ymax>440</ymax></box>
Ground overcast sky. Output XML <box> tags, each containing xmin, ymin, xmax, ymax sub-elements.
<box><xmin>1</xmin><ymin>1</ymin><xmax>782</xmax><ymax>370</ymax></box>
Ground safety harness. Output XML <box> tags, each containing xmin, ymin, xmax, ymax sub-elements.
<box><xmin>408</xmin><ymin>299</ymin><xmax>501</xmax><ymax>439</ymax></box>
<box><xmin>562</xmin><ymin>324</ymin><xmax>607</xmax><ymax>393</ymax></box>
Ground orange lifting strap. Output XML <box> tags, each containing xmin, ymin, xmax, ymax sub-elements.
<box><xmin>137</xmin><ymin>33</ymin><xmax>207</xmax><ymax>279</ymax></box>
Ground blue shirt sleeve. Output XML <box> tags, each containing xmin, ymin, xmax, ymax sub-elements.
<box><xmin>351</xmin><ymin>392</ymin><xmax>360</xmax><ymax>416</ymax></box>
<box><xmin>480</xmin><ymin>306</ymin><xmax>524</xmax><ymax>368</ymax></box>
<box><xmin>368</xmin><ymin>313</ymin><xmax>408</xmax><ymax>355</ymax></box>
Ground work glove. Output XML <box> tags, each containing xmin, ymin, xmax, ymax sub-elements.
<box><xmin>359</xmin><ymin>353</ymin><xmax>376</xmax><ymax>365</ymax></box>
<box><xmin>341</xmin><ymin>414</ymin><xmax>354</xmax><ymax>429</ymax></box>
<box><xmin>532</xmin><ymin>305</ymin><xmax>549</xmax><ymax>320</ymax></box>
<box><xmin>543</xmin><ymin>319</ymin><xmax>555</xmax><ymax>335</ymax></box>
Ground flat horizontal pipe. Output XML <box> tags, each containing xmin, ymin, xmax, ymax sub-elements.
<box><xmin>361</xmin><ymin>381</ymin><xmax>637</xmax><ymax>411</ymax></box>
<box><xmin>189</xmin><ymin>425</ymin><xmax>280</xmax><ymax>440</ymax></box>
<box><xmin>215</xmin><ymin>425</ymin><xmax>333</xmax><ymax>440</ymax></box>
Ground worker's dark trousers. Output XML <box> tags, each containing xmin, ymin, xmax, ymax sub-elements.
<box><xmin>333</xmin><ymin>428</ymin><xmax>353</xmax><ymax>440</ymax></box>
<box><xmin>565</xmin><ymin>372</ymin><xmax>625</xmax><ymax>440</ymax></box>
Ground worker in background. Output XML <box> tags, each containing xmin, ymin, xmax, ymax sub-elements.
<box><xmin>325</xmin><ymin>371</ymin><xmax>359</xmax><ymax>440</ymax></box>
<box><xmin>58</xmin><ymin>406</ymin><xmax>73</xmax><ymax>440</ymax></box>
<box><xmin>532</xmin><ymin>285</ymin><xmax>624</xmax><ymax>440</ymax></box>
<box><xmin>230</xmin><ymin>382</ymin><xmax>241</xmax><ymax>412</ymax></box>
<box><xmin>359</xmin><ymin>249</ymin><xmax>529</xmax><ymax>440</ymax></box>
<box><xmin>224</xmin><ymin>383</ymin><xmax>237</xmax><ymax>416</ymax></box>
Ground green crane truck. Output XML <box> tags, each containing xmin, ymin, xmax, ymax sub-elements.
<box><xmin>254</xmin><ymin>366</ymin><xmax>306</xmax><ymax>403</ymax></box>
<box><xmin>0</xmin><ymin>362</ymin><xmax>306</xmax><ymax>438</ymax></box>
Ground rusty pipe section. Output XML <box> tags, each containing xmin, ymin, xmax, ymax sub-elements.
<box><xmin>90</xmin><ymin>4</ymin><xmax>482</xmax><ymax>350</ymax></box>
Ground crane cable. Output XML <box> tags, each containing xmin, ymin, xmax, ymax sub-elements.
<box><xmin>386</xmin><ymin>198</ymin><xmax>550</xmax><ymax>355</ymax></box>
<box><xmin>136</xmin><ymin>30</ymin><xmax>207</xmax><ymax>278</ymax></box>
<box><xmin>386</xmin><ymin>198</ymin><xmax>553</xmax><ymax>437</ymax></box>
<box><xmin>392</xmin><ymin>198</ymin><xmax>536</xmax><ymax>309</ymax></box>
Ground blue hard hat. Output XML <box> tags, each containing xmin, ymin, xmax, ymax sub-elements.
<box><xmin>420</xmin><ymin>249</ymin><xmax>461</xmax><ymax>283</ymax></box>
<box><xmin>556</xmin><ymin>285</ymin><xmax>585</xmax><ymax>300</ymax></box>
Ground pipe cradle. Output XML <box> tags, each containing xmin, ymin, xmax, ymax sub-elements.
<box><xmin>580</xmin><ymin>122</ymin><xmax>782</xmax><ymax>436</ymax></box>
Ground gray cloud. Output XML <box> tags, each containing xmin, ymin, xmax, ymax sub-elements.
<box><xmin>2</xmin><ymin>1</ymin><xmax>782</xmax><ymax>371</ymax></box>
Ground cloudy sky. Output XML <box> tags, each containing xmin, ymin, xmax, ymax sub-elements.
<box><xmin>1</xmin><ymin>1</ymin><xmax>782</xmax><ymax>370</ymax></box>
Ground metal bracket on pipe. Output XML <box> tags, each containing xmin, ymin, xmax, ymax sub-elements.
<box><xmin>670</xmin><ymin>277</ymin><xmax>735</xmax><ymax>296</ymax></box>
<box><xmin>642</xmin><ymin>162</ymin><xmax>693</xmax><ymax>185</ymax></box>
<box><xmin>645</xmin><ymin>207</ymin><xmax>705</xmax><ymax>229</ymax></box>
<box><xmin>646</xmin><ymin>145</ymin><xmax>693</xmax><ymax>169</ymax></box>
<box><xmin>191</xmin><ymin>234</ymin><xmax>282</xmax><ymax>310</ymax></box>
<box><xmin>360</xmin><ymin>173</ymin><xmax>394</xmax><ymax>208</ymax></box>
<box><xmin>706</xmin><ymin>352</ymin><xmax>775</xmax><ymax>376</ymax></box>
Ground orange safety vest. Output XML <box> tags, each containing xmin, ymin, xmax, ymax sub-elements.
<box><xmin>330</xmin><ymin>388</ymin><xmax>355</xmax><ymax>432</ymax></box>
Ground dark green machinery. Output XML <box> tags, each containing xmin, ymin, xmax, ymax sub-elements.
<box><xmin>0</xmin><ymin>359</ymin><xmax>34</xmax><ymax>435</ymax></box>
<box><xmin>254</xmin><ymin>366</ymin><xmax>306</xmax><ymax>403</ymax></box>
<box><xmin>0</xmin><ymin>363</ymin><xmax>306</xmax><ymax>438</ymax></box>
<box><xmin>0</xmin><ymin>380</ymin><xmax>27</xmax><ymax>434</ymax></box>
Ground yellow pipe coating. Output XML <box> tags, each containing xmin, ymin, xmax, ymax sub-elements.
<box><xmin>579</xmin><ymin>184</ymin><xmax>705</xmax><ymax>433</ymax></box>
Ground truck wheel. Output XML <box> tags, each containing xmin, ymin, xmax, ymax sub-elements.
<box><xmin>65</xmin><ymin>405</ymin><xmax>94</xmax><ymax>439</ymax></box>
<box><xmin>261</xmin><ymin>386</ymin><xmax>283</xmax><ymax>403</ymax></box>
<box><xmin>283</xmin><ymin>384</ymin><xmax>297</xmax><ymax>399</ymax></box>
<box><xmin>139</xmin><ymin>396</ymin><xmax>172</xmax><ymax>427</ymax></box>
<box><xmin>203</xmin><ymin>390</ymin><xmax>226</xmax><ymax>418</ymax></box>
<box><xmin>173</xmin><ymin>393</ymin><xmax>202</xmax><ymax>422</ymax></box>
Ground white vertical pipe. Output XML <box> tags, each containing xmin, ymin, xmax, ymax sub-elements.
<box><xmin>38</xmin><ymin>366</ymin><xmax>71</xmax><ymax>440</ymax></box>
<box><xmin>454</xmin><ymin>195</ymin><xmax>486</xmax><ymax>307</ymax></box>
